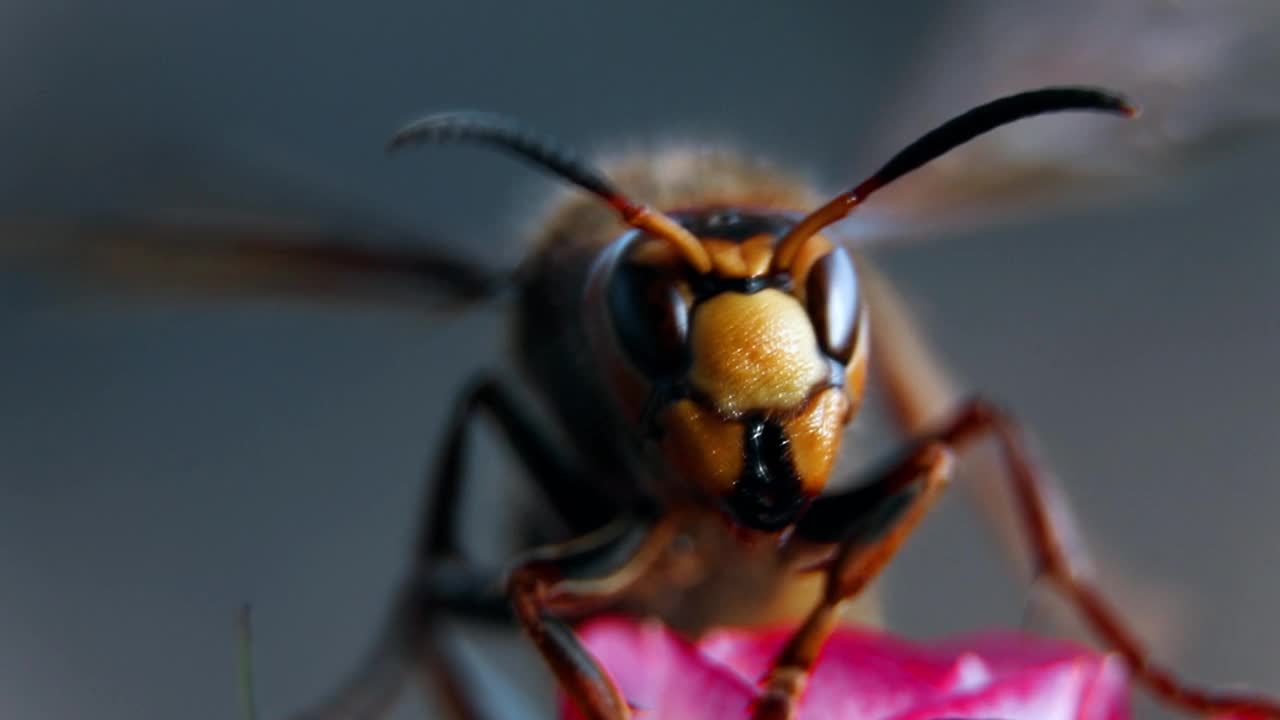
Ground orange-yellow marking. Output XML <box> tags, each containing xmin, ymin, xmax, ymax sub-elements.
<box><xmin>663</xmin><ymin>399</ymin><xmax>744</xmax><ymax>496</ymax></box>
<box><xmin>688</xmin><ymin>290</ymin><xmax>827</xmax><ymax>416</ymax></box>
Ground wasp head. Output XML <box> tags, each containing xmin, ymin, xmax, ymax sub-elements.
<box><xmin>587</xmin><ymin>211</ymin><xmax>867</xmax><ymax>532</ymax></box>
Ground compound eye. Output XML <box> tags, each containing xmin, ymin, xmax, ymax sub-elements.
<box><xmin>607</xmin><ymin>262</ymin><xmax>691</xmax><ymax>378</ymax></box>
<box><xmin>805</xmin><ymin>246</ymin><xmax>859</xmax><ymax>363</ymax></box>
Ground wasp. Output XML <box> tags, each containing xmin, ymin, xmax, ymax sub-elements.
<box><xmin>6</xmin><ymin>4</ymin><xmax>1279</xmax><ymax>718</ymax></box>
<box><xmin>223</xmin><ymin>87</ymin><xmax>1273</xmax><ymax>720</ymax></box>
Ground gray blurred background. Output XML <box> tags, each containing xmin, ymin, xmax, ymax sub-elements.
<box><xmin>2</xmin><ymin>1</ymin><xmax>1279</xmax><ymax>719</ymax></box>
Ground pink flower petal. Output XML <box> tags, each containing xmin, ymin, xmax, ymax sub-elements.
<box><xmin>562</xmin><ymin>618</ymin><xmax>754</xmax><ymax>719</ymax></box>
<box><xmin>562</xmin><ymin>616</ymin><xmax>1131</xmax><ymax>720</ymax></box>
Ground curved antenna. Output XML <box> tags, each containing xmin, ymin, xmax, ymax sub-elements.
<box><xmin>389</xmin><ymin>111</ymin><xmax>712</xmax><ymax>273</ymax></box>
<box><xmin>773</xmin><ymin>86</ymin><xmax>1140</xmax><ymax>271</ymax></box>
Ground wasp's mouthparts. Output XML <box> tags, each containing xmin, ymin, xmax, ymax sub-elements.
<box><xmin>723</xmin><ymin>417</ymin><xmax>809</xmax><ymax>531</ymax></box>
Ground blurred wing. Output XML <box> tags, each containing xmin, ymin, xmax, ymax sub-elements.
<box><xmin>2</xmin><ymin>211</ymin><xmax>508</xmax><ymax>308</ymax></box>
<box><xmin>842</xmin><ymin>0</ymin><xmax>1280</xmax><ymax>244</ymax></box>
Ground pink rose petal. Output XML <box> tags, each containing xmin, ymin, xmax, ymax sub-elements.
<box><xmin>562</xmin><ymin>616</ymin><xmax>1131</xmax><ymax>720</ymax></box>
<box><xmin>567</xmin><ymin>619</ymin><xmax>754</xmax><ymax>718</ymax></box>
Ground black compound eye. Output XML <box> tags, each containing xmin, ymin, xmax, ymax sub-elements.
<box><xmin>607</xmin><ymin>262</ymin><xmax>691</xmax><ymax>378</ymax></box>
<box><xmin>805</xmin><ymin>246</ymin><xmax>859</xmax><ymax>363</ymax></box>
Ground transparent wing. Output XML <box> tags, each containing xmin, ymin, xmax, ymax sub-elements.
<box><xmin>843</xmin><ymin>0</ymin><xmax>1256</xmax><ymax>654</ymax></box>
<box><xmin>842</xmin><ymin>0</ymin><xmax>1280</xmax><ymax>244</ymax></box>
<box><xmin>1</xmin><ymin>138</ymin><xmax>510</xmax><ymax>309</ymax></box>
<box><xmin>2</xmin><ymin>210</ymin><xmax>508</xmax><ymax>308</ymax></box>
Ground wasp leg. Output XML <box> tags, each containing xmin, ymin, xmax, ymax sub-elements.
<box><xmin>751</xmin><ymin>444</ymin><xmax>954</xmax><ymax>720</ymax></box>
<box><xmin>859</xmin><ymin>261</ymin><xmax>1183</xmax><ymax>653</ymax></box>
<box><xmin>781</xmin><ymin>398</ymin><xmax>1280</xmax><ymax>719</ymax></box>
<box><xmin>920</xmin><ymin>400</ymin><xmax>1280</xmax><ymax>718</ymax></box>
<box><xmin>410</xmin><ymin>377</ymin><xmax>618</xmax><ymax>717</ymax></box>
<box><xmin>419</xmin><ymin>376</ymin><xmax>616</xmax><ymax>560</ymax></box>
<box><xmin>287</xmin><ymin>559</ymin><xmax>509</xmax><ymax>720</ymax></box>
<box><xmin>288</xmin><ymin>566</ymin><xmax>504</xmax><ymax>720</ymax></box>
<box><xmin>507</xmin><ymin>517</ymin><xmax>674</xmax><ymax>720</ymax></box>
<box><xmin>290</xmin><ymin>377</ymin><xmax>618</xmax><ymax>720</ymax></box>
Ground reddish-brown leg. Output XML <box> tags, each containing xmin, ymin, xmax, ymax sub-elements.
<box><xmin>752</xmin><ymin>444</ymin><xmax>955</xmax><ymax>720</ymax></box>
<box><xmin>853</xmin><ymin>265</ymin><xmax>1273</xmax><ymax>715</ymax></box>
<box><xmin>507</xmin><ymin>518</ymin><xmax>677</xmax><ymax>720</ymax></box>
<box><xmin>935</xmin><ymin>399</ymin><xmax>1280</xmax><ymax>718</ymax></box>
<box><xmin>861</xmin><ymin>259</ymin><xmax>1184</xmax><ymax>653</ymax></box>
<box><xmin>755</xmin><ymin>396</ymin><xmax>1280</xmax><ymax>719</ymax></box>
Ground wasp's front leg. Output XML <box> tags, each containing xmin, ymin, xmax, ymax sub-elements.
<box><xmin>760</xmin><ymin>398</ymin><xmax>1280</xmax><ymax>720</ymax></box>
<box><xmin>750</xmin><ymin>443</ymin><xmax>954</xmax><ymax>720</ymax></box>
<box><xmin>931</xmin><ymin>400</ymin><xmax>1280</xmax><ymax>718</ymax></box>
<box><xmin>507</xmin><ymin>517</ymin><xmax>677</xmax><ymax>720</ymax></box>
